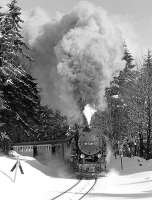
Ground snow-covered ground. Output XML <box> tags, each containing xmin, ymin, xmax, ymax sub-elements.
<box><xmin>0</xmin><ymin>153</ymin><xmax>152</xmax><ymax>200</ymax></box>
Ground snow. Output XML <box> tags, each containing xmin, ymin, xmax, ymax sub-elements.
<box><xmin>0</xmin><ymin>153</ymin><xmax>152</xmax><ymax>200</ymax></box>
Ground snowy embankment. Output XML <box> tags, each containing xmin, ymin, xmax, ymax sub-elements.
<box><xmin>0</xmin><ymin>153</ymin><xmax>152</xmax><ymax>200</ymax></box>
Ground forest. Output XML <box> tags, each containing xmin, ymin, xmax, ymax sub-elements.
<box><xmin>0</xmin><ymin>0</ymin><xmax>152</xmax><ymax>160</ymax></box>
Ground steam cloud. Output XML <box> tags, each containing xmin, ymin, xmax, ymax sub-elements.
<box><xmin>24</xmin><ymin>1</ymin><xmax>125</xmax><ymax>124</ymax></box>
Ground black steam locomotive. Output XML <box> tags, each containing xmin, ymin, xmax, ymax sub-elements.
<box><xmin>70</xmin><ymin>125</ymin><xmax>107</xmax><ymax>178</ymax></box>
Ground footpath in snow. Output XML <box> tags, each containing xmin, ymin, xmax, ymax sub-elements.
<box><xmin>0</xmin><ymin>153</ymin><xmax>152</xmax><ymax>200</ymax></box>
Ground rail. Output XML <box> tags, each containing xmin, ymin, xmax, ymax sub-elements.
<box><xmin>50</xmin><ymin>178</ymin><xmax>97</xmax><ymax>200</ymax></box>
<box><xmin>50</xmin><ymin>179</ymin><xmax>82</xmax><ymax>200</ymax></box>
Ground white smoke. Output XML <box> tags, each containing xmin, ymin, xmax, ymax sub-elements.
<box><xmin>23</xmin><ymin>7</ymin><xmax>51</xmax><ymax>45</ymax></box>
<box><xmin>23</xmin><ymin>1</ymin><xmax>126</xmax><ymax>124</ymax></box>
<box><xmin>0</xmin><ymin>0</ymin><xmax>9</xmax><ymax>13</ymax></box>
<box><xmin>83</xmin><ymin>104</ymin><xmax>96</xmax><ymax>126</ymax></box>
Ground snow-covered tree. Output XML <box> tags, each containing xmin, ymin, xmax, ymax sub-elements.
<box><xmin>0</xmin><ymin>1</ymin><xmax>42</xmax><ymax>145</ymax></box>
<box><xmin>122</xmin><ymin>51</ymin><xmax>152</xmax><ymax>159</ymax></box>
<box><xmin>0</xmin><ymin>0</ymin><xmax>32</xmax><ymax>66</ymax></box>
<box><xmin>104</xmin><ymin>45</ymin><xmax>136</xmax><ymax>141</ymax></box>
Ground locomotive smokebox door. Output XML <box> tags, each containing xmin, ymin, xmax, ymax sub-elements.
<box><xmin>78</xmin><ymin>128</ymin><xmax>101</xmax><ymax>155</ymax></box>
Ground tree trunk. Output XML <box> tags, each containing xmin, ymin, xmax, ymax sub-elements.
<box><xmin>139</xmin><ymin>133</ymin><xmax>144</xmax><ymax>158</ymax></box>
<box><xmin>33</xmin><ymin>145</ymin><xmax>38</xmax><ymax>157</ymax></box>
<box><xmin>146</xmin><ymin>96</ymin><xmax>151</xmax><ymax>160</ymax></box>
<box><xmin>146</xmin><ymin>133</ymin><xmax>151</xmax><ymax>159</ymax></box>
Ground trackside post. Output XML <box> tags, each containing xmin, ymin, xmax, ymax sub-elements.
<box><xmin>10</xmin><ymin>156</ymin><xmax>24</xmax><ymax>182</ymax></box>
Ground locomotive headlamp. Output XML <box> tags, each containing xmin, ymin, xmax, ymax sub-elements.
<box><xmin>80</xmin><ymin>154</ymin><xmax>85</xmax><ymax>158</ymax></box>
<box><xmin>97</xmin><ymin>153</ymin><xmax>102</xmax><ymax>158</ymax></box>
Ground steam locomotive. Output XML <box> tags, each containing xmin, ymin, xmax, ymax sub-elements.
<box><xmin>70</xmin><ymin>125</ymin><xmax>107</xmax><ymax>178</ymax></box>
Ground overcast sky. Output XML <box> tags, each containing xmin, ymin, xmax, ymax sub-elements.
<box><xmin>13</xmin><ymin>0</ymin><xmax>152</xmax><ymax>54</ymax></box>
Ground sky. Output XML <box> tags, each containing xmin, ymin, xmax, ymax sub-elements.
<box><xmin>16</xmin><ymin>0</ymin><xmax>152</xmax><ymax>55</ymax></box>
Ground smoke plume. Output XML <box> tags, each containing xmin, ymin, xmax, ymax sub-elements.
<box><xmin>24</xmin><ymin>1</ymin><xmax>125</xmax><ymax>124</ymax></box>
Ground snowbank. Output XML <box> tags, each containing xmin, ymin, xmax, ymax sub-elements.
<box><xmin>0</xmin><ymin>153</ymin><xmax>152</xmax><ymax>200</ymax></box>
<box><xmin>108</xmin><ymin>156</ymin><xmax>152</xmax><ymax>175</ymax></box>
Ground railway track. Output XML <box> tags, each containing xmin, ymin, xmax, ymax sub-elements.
<box><xmin>50</xmin><ymin>179</ymin><xmax>82</xmax><ymax>200</ymax></box>
<box><xmin>50</xmin><ymin>178</ymin><xmax>97</xmax><ymax>200</ymax></box>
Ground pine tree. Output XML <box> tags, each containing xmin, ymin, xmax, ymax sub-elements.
<box><xmin>142</xmin><ymin>50</ymin><xmax>152</xmax><ymax>159</ymax></box>
<box><xmin>0</xmin><ymin>0</ymin><xmax>31</xmax><ymax>67</ymax></box>
<box><xmin>0</xmin><ymin>1</ymin><xmax>40</xmax><ymax>145</ymax></box>
<box><xmin>104</xmin><ymin>45</ymin><xmax>136</xmax><ymax>143</ymax></box>
<box><xmin>123</xmin><ymin>43</ymin><xmax>135</xmax><ymax>71</ymax></box>
<box><xmin>122</xmin><ymin>50</ymin><xmax>152</xmax><ymax>159</ymax></box>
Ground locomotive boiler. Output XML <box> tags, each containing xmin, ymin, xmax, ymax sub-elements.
<box><xmin>70</xmin><ymin>124</ymin><xmax>107</xmax><ymax>178</ymax></box>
